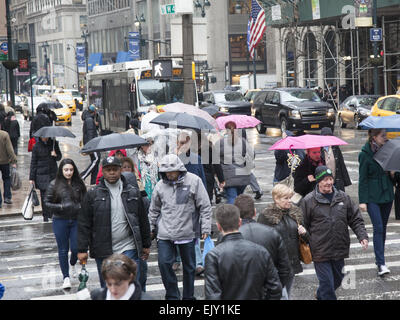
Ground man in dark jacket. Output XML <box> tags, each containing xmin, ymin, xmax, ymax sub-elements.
<box><xmin>77</xmin><ymin>156</ymin><xmax>151</xmax><ymax>288</ymax></box>
<box><xmin>29</xmin><ymin>103</ymin><xmax>52</xmax><ymax>139</ymax></box>
<box><xmin>80</xmin><ymin>105</ymin><xmax>100</xmax><ymax>185</ymax></box>
<box><xmin>4</xmin><ymin>111</ymin><xmax>20</xmax><ymax>155</ymax></box>
<box><xmin>320</xmin><ymin>127</ymin><xmax>351</xmax><ymax>191</ymax></box>
<box><xmin>235</xmin><ymin>194</ymin><xmax>292</xmax><ymax>289</ymax></box>
<box><xmin>294</xmin><ymin>147</ymin><xmax>325</xmax><ymax>197</ymax></box>
<box><xmin>301</xmin><ymin>166</ymin><xmax>369</xmax><ymax>300</ymax></box>
<box><xmin>204</xmin><ymin>204</ymin><xmax>282</xmax><ymax>300</ymax></box>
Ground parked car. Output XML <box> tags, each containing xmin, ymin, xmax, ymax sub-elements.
<box><xmin>252</xmin><ymin>87</ymin><xmax>336</xmax><ymax>134</ymax></box>
<box><xmin>337</xmin><ymin>95</ymin><xmax>379</xmax><ymax>129</ymax></box>
<box><xmin>23</xmin><ymin>96</ymin><xmax>49</xmax><ymax>120</ymax></box>
<box><xmin>199</xmin><ymin>90</ymin><xmax>252</xmax><ymax>115</ymax></box>
<box><xmin>371</xmin><ymin>94</ymin><xmax>400</xmax><ymax>139</ymax></box>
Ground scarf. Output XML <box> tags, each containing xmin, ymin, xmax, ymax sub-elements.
<box><xmin>371</xmin><ymin>141</ymin><xmax>381</xmax><ymax>154</ymax></box>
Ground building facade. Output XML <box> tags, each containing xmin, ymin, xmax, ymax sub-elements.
<box><xmin>1</xmin><ymin>0</ymin><xmax>8</xmax><ymax>93</ymax></box>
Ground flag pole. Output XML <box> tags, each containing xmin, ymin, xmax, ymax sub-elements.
<box><xmin>253</xmin><ymin>46</ymin><xmax>257</xmax><ymax>89</ymax></box>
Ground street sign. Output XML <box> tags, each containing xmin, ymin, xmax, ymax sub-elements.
<box><xmin>160</xmin><ymin>4</ymin><xmax>175</xmax><ymax>15</ymax></box>
<box><xmin>370</xmin><ymin>28</ymin><xmax>383</xmax><ymax>42</ymax></box>
<box><xmin>152</xmin><ymin>60</ymin><xmax>173</xmax><ymax>79</ymax></box>
<box><xmin>0</xmin><ymin>42</ymin><xmax>8</xmax><ymax>61</ymax></box>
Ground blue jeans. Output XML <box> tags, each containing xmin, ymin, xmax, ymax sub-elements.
<box><xmin>95</xmin><ymin>249</ymin><xmax>141</xmax><ymax>288</ymax></box>
<box><xmin>0</xmin><ymin>164</ymin><xmax>11</xmax><ymax>205</ymax></box>
<box><xmin>314</xmin><ymin>259</ymin><xmax>345</xmax><ymax>300</ymax></box>
<box><xmin>139</xmin><ymin>259</ymin><xmax>148</xmax><ymax>292</ymax></box>
<box><xmin>175</xmin><ymin>238</ymin><xmax>203</xmax><ymax>267</ymax></box>
<box><xmin>367</xmin><ymin>202</ymin><xmax>393</xmax><ymax>266</ymax></box>
<box><xmin>158</xmin><ymin>239</ymin><xmax>196</xmax><ymax>300</ymax></box>
<box><xmin>52</xmin><ymin>218</ymin><xmax>78</xmax><ymax>279</ymax></box>
<box><xmin>225</xmin><ymin>185</ymin><xmax>247</xmax><ymax>204</ymax></box>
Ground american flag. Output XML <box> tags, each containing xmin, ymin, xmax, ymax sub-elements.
<box><xmin>247</xmin><ymin>0</ymin><xmax>266</xmax><ymax>59</ymax></box>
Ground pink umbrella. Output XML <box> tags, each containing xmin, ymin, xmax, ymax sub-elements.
<box><xmin>216</xmin><ymin>115</ymin><xmax>261</xmax><ymax>130</ymax></box>
<box><xmin>269</xmin><ymin>134</ymin><xmax>348</xmax><ymax>151</ymax></box>
<box><xmin>162</xmin><ymin>102</ymin><xmax>219</xmax><ymax>130</ymax></box>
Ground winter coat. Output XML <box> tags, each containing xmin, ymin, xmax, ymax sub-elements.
<box><xmin>239</xmin><ymin>219</ymin><xmax>293</xmax><ymax>286</ymax></box>
<box><xmin>301</xmin><ymin>187</ymin><xmax>368</xmax><ymax>263</ymax></box>
<box><xmin>204</xmin><ymin>232</ymin><xmax>282</xmax><ymax>300</ymax></box>
<box><xmin>44</xmin><ymin>179</ymin><xmax>86</xmax><ymax>220</ymax></box>
<box><xmin>274</xmin><ymin>149</ymin><xmax>305</xmax><ymax>182</ymax></box>
<box><xmin>358</xmin><ymin>142</ymin><xmax>394</xmax><ymax>204</ymax></box>
<box><xmin>90</xmin><ymin>280</ymin><xmax>152</xmax><ymax>300</ymax></box>
<box><xmin>257</xmin><ymin>204</ymin><xmax>306</xmax><ymax>274</ymax></box>
<box><xmin>4</xmin><ymin>117</ymin><xmax>20</xmax><ymax>139</ymax></box>
<box><xmin>200</xmin><ymin>143</ymin><xmax>225</xmax><ymax>186</ymax></box>
<box><xmin>29</xmin><ymin>112</ymin><xmax>52</xmax><ymax>138</ymax></box>
<box><xmin>78</xmin><ymin>175</ymin><xmax>151</xmax><ymax>259</ymax></box>
<box><xmin>149</xmin><ymin>154</ymin><xmax>212</xmax><ymax>241</ymax></box>
<box><xmin>82</xmin><ymin>112</ymin><xmax>98</xmax><ymax>145</ymax></box>
<box><xmin>29</xmin><ymin>139</ymin><xmax>62</xmax><ymax>190</ymax></box>
<box><xmin>0</xmin><ymin>130</ymin><xmax>17</xmax><ymax>165</ymax></box>
<box><xmin>321</xmin><ymin>146</ymin><xmax>351</xmax><ymax>191</ymax></box>
<box><xmin>294</xmin><ymin>156</ymin><xmax>325</xmax><ymax>197</ymax></box>
<box><xmin>219</xmin><ymin>135</ymin><xmax>254</xmax><ymax>187</ymax></box>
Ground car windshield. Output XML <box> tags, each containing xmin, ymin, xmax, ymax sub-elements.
<box><xmin>137</xmin><ymin>79</ymin><xmax>185</xmax><ymax>106</ymax></box>
<box><xmin>358</xmin><ymin>97</ymin><xmax>378</xmax><ymax>109</ymax></box>
<box><xmin>54</xmin><ymin>94</ymin><xmax>73</xmax><ymax>101</ymax></box>
<box><xmin>214</xmin><ymin>92</ymin><xmax>245</xmax><ymax>103</ymax></box>
<box><xmin>47</xmin><ymin>102</ymin><xmax>64</xmax><ymax>109</ymax></box>
<box><xmin>281</xmin><ymin>90</ymin><xmax>321</xmax><ymax>103</ymax></box>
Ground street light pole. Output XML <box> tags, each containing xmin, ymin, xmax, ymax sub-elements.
<box><xmin>5</xmin><ymin>0</ymin><xmax>16</xmax><ymax>108</ymax></box>
<box><xmin>135</xmin><ymin>14</ymin><xmax>146</xmax><ymax>60</ymax></box>
<box><xmin>42</xmin><ymin>41</ymin><xmax>50</xmax><ymax>84</ymax></box>
<box><xmin>373</xmin><ymin>0</ymin><xmax>379</xmax><ymax>95</ymax></box>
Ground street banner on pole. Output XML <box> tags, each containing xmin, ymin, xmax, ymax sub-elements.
<box><xmin>76</xmin><ymin>44</ymin><xmax>86</xmax><ymax>73</ymax></box>
<box><xmin>128</xmin><ymin>32</ymin><xmax>140</xmax><ymax>61</ymax></box>
<box><xmin>355</xmin><ymin>0</ymin><xmax>373</xmax><ymax>27</ymax></box>
<box><xmin>0</xmin><ymin>42</ymin><xmax>8</xmax><ymax>61</ymax></box>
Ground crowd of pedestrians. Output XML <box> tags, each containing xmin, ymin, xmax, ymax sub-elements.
<box><xmin>1</xmin><ymin>99</ymin><xmax>399</xmax><ymax>301</ymax></box>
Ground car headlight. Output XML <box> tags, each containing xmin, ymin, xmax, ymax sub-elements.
<box><xmin>220</xmin><ymin>107</ymin><xmax>229</xmax><ymax>113</ymax></box>
<box><xmin>327</xmin><ymin>108</ymin><xmax>335</xmax><ymax>117</ymax></box>
<box><xmin>359</xmin><ymin>109</ymin><xmax>371</xmax><ymax>116</ymax></box>
<box><xmin>289</xmin><ymin>110</ymin><xmax>301</xmax><ymax>119</ymax></box>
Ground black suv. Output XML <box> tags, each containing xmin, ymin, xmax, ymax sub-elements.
<box><xmin>252</xmin><ymin>88</ymin><xmax>336</xmax><ymax>133</ymax></box>
<box><xmin>199</xmin><ymin>90</ymin><xmax>252</xmax><ymax>115</ymax></box>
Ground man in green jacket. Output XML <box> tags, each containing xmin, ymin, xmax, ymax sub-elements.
<box><xmin>0</xmin><ymin>124</ymin><xmax>17</xmax><ymax>208</ymax></box>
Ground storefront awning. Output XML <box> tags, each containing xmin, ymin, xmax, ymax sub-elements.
<box><xmin>88</xmin><ymin>53</ymin><xmax>103</xmax><ymax>72</ymax></box>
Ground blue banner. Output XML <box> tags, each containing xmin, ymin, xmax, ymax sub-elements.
<box><xmin>76</xmin><ymin>44</ymin><xmax>86</xmax><ymax>72</ymax></box>
<box><xmin>128</xmin><ymin>32</ymin><xmax>140</xmax><ymax>61</ymax></box>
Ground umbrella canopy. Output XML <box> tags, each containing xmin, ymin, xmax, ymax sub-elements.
<box><xmin>33</xmin><ymin>126</ymin><xmax>76</xmax><ymax>138</ymax></box>
<box><xmin>359</xmin><ymin>115</ymin><xmax>400</xmax><ymax>130</ymax></box>
<box><xmin>373</xmin><ymin>137</ymin><xmax>400</xmax><ymax>171</ymax></box>
<box><xmin>80</xmin><ymin>133</ymin><xmax>148</xmax><ymax>153</ymax></box>
<box><xmin>201</xmin><ymin>106</ymin><xmax>228</xmax><ymax>118</ymax></box>
<box><xmin>150</xmin><ymin>112</ymin><xmax>216</xmax><ymax>132</ymax></box>
<box><xmin>269</xmin><ymin>134</ymin><xmax>348</xmax><ymax>151</ymax></box>
<box><xmin>162</xmin><ymin>102</ymin><xmax>219</xmax><ymax>130</ymax></box>
<box><xmin>216</xmin><ymin>115</ymin><xmax>261</xmax><ymax>130</ymax></box>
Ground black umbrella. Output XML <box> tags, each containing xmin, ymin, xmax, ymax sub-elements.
<box><xmin>150</xmin><ymin>112</ymin><xmax>216</xmax><ymax>132</ymax></box>
<box><xmin>33</xmin><ymin>126</ymin><xmax>76</xmax><ymax>138</ymax></box>
<box><xmin>373</xmin><ymin>137</ymin><xmax>400</xmax><ymax>171</ymax></box>
<box><xmin>202</xmin><ymin>106</ymin><xmax>227</xmax><ymax>118</ymax></box>
<box><xmin>80</xmin><ymin>133</ymin><xmax>148</xmax><ymax>153</ymax></box>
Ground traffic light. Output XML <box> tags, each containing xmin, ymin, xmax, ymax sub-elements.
<box><xmin>18</xmin><ymin>48</ymin><xmax>29</xmax><ymax>73</ymax></box>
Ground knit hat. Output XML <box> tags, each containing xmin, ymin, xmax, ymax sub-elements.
<box><xmin>314</xmin><ymin>165</ymin><xmax>333</xmax><ymax>184</ymax></box>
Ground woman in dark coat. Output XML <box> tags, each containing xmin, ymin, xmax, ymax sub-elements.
<box><xmin>44</xmin><ymin>158</ymin><xmax>86</xmax><ymax>289</ymax></box>
<box><xmin>4</xmin><ymin>111</ymin><xmax>20</xmax><ymax>155</ymax></box>
<box><xmin>29</xmin><ymin>137</ymin><xmax>62</xmax><ymax>221</ymax></box>
<box><xmin>257</xmin><ymin>183</ymin><xmax>308</xmax><ymax>299</ymax></box>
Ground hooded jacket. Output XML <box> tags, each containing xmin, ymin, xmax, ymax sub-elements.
<box><xmin>82</xmin><ymin>112</ymin><xmax>98</xmax><ymax>145</ymax></box>
<box><xmin>95</xmin><ymin>149</ymin><xmax>128</xmax><ymax>185</ymax></box>
<box><xmin>149</xmin><ymin>154</ymin><xmax>212</xmax><ymax>241</ymax></box>
<box><xmin>301</xmin><ymin>187</ymin><xmax>368</xmax><ymax>263</ymax></box>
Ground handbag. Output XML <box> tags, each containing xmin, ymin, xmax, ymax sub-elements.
<box><xmin>202</xmin><ymin>235</ymin><xmax>215</xmax><ymax>266</ymax></box>
<box><xmin>31</xmin><ymin>187</ymin><xmax>40</xmax><ymax>207</ymax></box>
<box><xmin>28</xmin><ymin>137</ymin><xmax>36</xmax><ymax>152</ymax></box>
<box><xmin>22</xmin><ymin>187</ymin><xmax>36</xmax><ymax>220</ymax></box>
<box><xmin>10</xmin><ymin>167</ymin><xmax>21</xmax><ymax>191</ymax></box>
<box><xmin>299</xmin><ymin>237</ymin><xmax>312</xmax><ymax>264</ymax></box>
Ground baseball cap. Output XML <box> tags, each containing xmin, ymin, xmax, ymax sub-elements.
<box><xmin>101</xmin><ymin>156</ymin><xmax>122</xmax><ymax>168</ymax></box>
<box><xmin>315</xmin><ymin>165</ymin><xmax>333</xmax><ymax>184</ymax></box>
<box><xmin>89</xmin><ymin>104</ymin><xmax>96</xmax><ymax>112</ymax></box>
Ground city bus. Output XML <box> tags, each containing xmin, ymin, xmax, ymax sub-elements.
<box><xmin>87</xmin><ymin>58</ymin><xmax>198</xmax><ymax>134</ymax></box>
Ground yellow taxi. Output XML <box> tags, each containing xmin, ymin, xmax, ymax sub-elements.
<box><xmin>53</xmin><ymin>93</ymin><xmax>76</xmax><ymax>115</ymax></box>
<box><xmin>371</xmin><ymin>94</ymin><xmax>400</xmax><ymax>139</ymax></box>
<box><xmin>48</xmin><ymin>101</ymin><xmax>72</xmax><ymax>126</ymax></box>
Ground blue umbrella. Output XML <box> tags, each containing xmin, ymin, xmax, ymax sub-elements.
<box><xmin>359</xmin><ymin>115</ymin><xmax>400</xmax><ymax>131</ymax></box>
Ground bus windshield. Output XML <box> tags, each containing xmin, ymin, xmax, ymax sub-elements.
<box><xmin>137</xmin><ymin>79</ymin><xmax>184</xmax><ymax>106</ymax></box>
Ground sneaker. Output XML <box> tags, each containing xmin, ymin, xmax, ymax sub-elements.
<box><xmin>62</xmin><ymin>277</ymin><xmax>71</xmax><ymax>289</ymax></box>
<box><xmin>254</xmin><ymin>191</ymin><xmax>263</xmax><ymax>200</ymax></box>
<box><xmin>4</xmin><ymin>198</ymin><xmax>12</xmax><ymax>204</ymax></box>
<box><xmin>172</xmin><ymin>262</ymin><xmax>181</xmax><ymax>271</ymax></box>
<box><xmin>195</xmin><ymin>266</ymin><xmax>205</xmax><ymax>276</ymax></box>
<box><xmin>70</xmin><ymin>265</ymin><xmax>77</xmax><ymax>278</ymax></box>
<box><xmin>378</xmin><ymin>265</ymin><xmax>390</xmax><ymax>276</ymax></box>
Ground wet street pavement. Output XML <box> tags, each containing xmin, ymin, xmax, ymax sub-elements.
<box><xmin>1</xmin><ymin>112</ymin><xmax>400</xmax><ymax>300</ymax></box>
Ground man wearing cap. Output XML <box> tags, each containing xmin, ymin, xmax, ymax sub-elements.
<box><xmin>78</xmin><ymin>156</ymin><xmax>151</xmax><ymax>289</ymax></box>
<box><xmin>300</xmin><ymin>165</ymin><xmax>369</xmax><ymax>300</ymax></box>
<box><xmin>80</xmin><ymin>105</ymin><xmax>100</xmax><ymax>185</ymax></box>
